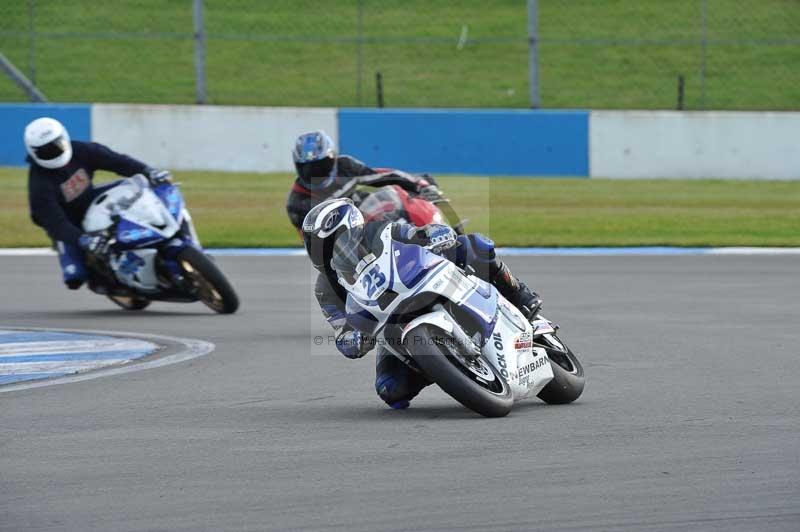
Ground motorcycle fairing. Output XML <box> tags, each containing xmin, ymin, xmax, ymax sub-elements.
<box><xmin>82</xmin><ymin>176</ymin><xmax>192</xmax><ymax>293</ymax></box>
<box><xmin>116</xmin><ymin>218</ymin><xmax>164</xmax><ymax>249</ymax></box>
<box><xmin>345</xmin><ymin>296</ymin><xmax>381</xmax><ymax>335</ymax></box>
<box><xmin>485</xmin><ymin>313</ymin><xmax>554</xmax><ymax>399</ymax></box>
<box><xmin>153</xmin><ymin>183</ymin><xmax>185</xmax><ymax>224</ymax></box>
<box><xmin>83</xmin><ymin>177</ymin><xmax>180</xmax><ymax>244</ymax></box>
<box><xmin>109</xmin><ymin>249</ymin><xmax>160</xmax><ymax>292</ymax></box>
<box><xmin>393</xmin><ymin>240</ymin><xmax>445</xmax><ymax>289</ymax></box>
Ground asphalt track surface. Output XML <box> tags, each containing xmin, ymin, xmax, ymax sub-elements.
<box><xmin>1</xmin><ymin>254</ymin><xmax>798</xmax><ymax>532</ymax></box>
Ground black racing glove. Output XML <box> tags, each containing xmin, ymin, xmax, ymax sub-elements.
<box><xmin>146</xmin><ymin>168</ymin><xmax>173</xmax><ymax>186</ymax></box>
<box><xmin>78</xmin><ymin>232</ymin><xmax>111</xmax><ymax>257</ymax></box>
<box><xmin>417</xmin><ymin>184</ymin><xmax>444</xmax><ymax>202</ymax></box>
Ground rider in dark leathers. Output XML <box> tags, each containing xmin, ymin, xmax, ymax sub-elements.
<box><xmin>286</xmin><ymin>130</ymin><xmax>442</xmax><ymax>233</ymax></box>
<box><xmin>24</xmin><ymin>117</ymin><xmax>171</xmax><ymax>289</ymax></box>
<box><xmin>303</xmin><ymin>199</ymin><xmax>542</xmax><ymax>410</ymax></box>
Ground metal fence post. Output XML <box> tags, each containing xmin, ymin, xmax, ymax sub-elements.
<box><xmin>356</xmin><ymin>0</ymin><xmax>364</xmax><ymax>106</ymax></box>
<box><xmin>527</xmin><ymin>0</ymin><xmax>540</xmax><ymax>109</ymax></box>
<box><xmin>700</xmin><ymin>0</ymin><xmax>707</xmax><ymax>110</ymax></box>
<box><xmin>193</xmin><ymin>0</ymin><xmax>207</xmax><ymax>104</ymax></box>
<box><xmin>27</xmin><ymin>0</ymin><xmax>36</xmax><ymax>84</ymax></box>
<box><xmin>0</xmin><ymin>52</ymin><xmax>48</xmax><ymax>102</ymax></box>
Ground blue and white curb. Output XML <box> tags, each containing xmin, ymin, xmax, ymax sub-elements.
<box><xmin>1</xmin><ymin>247</ymin><xmax>800</xmax><ymax>257</ymax></box>
<box><xmin>0</xmin><ymin>329</ymin><xmax>158</xmax><ymax>386</ymax></box>
<box><xmin>0</xmin><ymin>328</ymin><xmax>215</xmax><ymax>392</ymax></box>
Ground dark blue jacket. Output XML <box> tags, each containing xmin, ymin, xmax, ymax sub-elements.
<box><xmin>27</xmin><ymin>141</ymin><xmax>149</xmax><ymax>245</ymax></box>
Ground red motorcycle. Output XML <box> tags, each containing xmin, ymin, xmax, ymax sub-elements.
<box><xmin>355</xmin><ymin>181</ymin><xmax>466</xmax><ymax>235</ymax></box>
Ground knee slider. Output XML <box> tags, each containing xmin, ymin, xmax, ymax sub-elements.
<box><xmin>375</xmin><ymin>373</ymin><xmax>412</xmax><ymax>405</ymax></box>
<box><xmin>65</xmin><ymin>279</ymin><xmax>84</xmax><ymax>290</ymax></box>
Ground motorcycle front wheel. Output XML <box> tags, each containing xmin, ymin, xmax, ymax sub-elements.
<box><xmin>177</xmin><ymin>247</ymin><xmax>239</xmax><ymax>314</ymax></box>
<box><xmin>536</xmin><ymin>333</ymin><xmax>585</xmax><ymax>404</ymax></box>
<box><xmin>407</xmin><ymin>324</ymin><xmax>513</xmax><ymax>418</ymax></box>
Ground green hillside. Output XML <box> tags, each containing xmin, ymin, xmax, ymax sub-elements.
<box><xmin>1</xmin><ymin>1</ymin><xmax>798</xmax><ymax>109</ymax></box>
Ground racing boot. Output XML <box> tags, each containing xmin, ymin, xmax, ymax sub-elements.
<box><xmin>375</xmin><ymin>349</ymin><xmax>432</xmax><ymax>409</ymax></box>
<box><xmin>491</xmin><ymin>262</ymin><xmax>542</xmax><ymax>321</ymax></box>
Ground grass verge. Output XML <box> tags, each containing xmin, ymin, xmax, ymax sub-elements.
<box><xmin>1</xmin><ymin>167</ymin><xmax>798</xmax><ymax>248</ymax></box>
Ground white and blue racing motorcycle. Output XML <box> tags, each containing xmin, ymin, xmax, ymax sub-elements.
<box><xmin>339</xmin><ymin>225</ymin><xmax>584</xmax><ymax>417</ymax></box>
<box><xmin>82</xmin><ymin>175</ymin><xmax>239</xmax><ymax>314</ymax></box>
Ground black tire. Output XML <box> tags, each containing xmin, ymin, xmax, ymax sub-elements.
<box><xmin>107</xmin><ymin>294</ymin><xmax>151</xmax><ymax>311</ymax></box>
<box><xmin>408</xmin><ymin>324</ymin><xmax>513</xmax><ymax>418</ymax></box>
<box><xmin>536</xmin><ymin>333</ymin><xmax>585</xmax><ymax>404</ymax></box>
<box><xmin>177</xmin><ymin>247</ymin><xmax>239</xmax><ymax>314</ymax></box>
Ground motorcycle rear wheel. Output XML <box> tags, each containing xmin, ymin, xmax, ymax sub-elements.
<box><xmin>407</xmin><ymin>324</ymin><xmax>513</xmax><ymax>418</ymax></box>
<box><xmin>536</xmin><ymin>334</ymin><xmax>585</xmax><ymax>404</ymax></box>
<box><xmin>177</xmin><ymin>247</ymin><xmax>239</xmax><ymax>314</ymax></box>
<box><xmin>107</xmin><ymin>294</ymin><xmax>151</xmax><ymax>311</ymax></box>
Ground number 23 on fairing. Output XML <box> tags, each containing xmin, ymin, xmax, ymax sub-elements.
<box><xmin>361</xmin><ymin>264</ymin><xmax>387</xmax><ymax>298</ymax></box>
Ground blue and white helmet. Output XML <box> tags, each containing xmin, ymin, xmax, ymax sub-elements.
<box><xmin>302</xmin><ymin>198</ymin><xmax>364</xmax><ymax>274</ymax></box>
<box><xmin>293</xmin><ymin>130</ymin><xmax>337</xmax><ymax>189</ymax></box>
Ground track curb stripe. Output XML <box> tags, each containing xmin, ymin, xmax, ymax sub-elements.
<box><xmin>0</xmin><ymin>329</ymin><xmax>157</xmax><ymax>385</ymax></box>
<box><xmin>0</xmin><ymin>327</ymin><xmax>214</xmax><ymax>393</ymax></box>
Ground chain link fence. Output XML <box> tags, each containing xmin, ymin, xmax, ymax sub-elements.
<box><xmin>1</xmin><ymin>1</ymin><xmax>798</xmax><ymax>110</ymax></box>
<box><xmin>539</xmin><ymin>0</ymin><xmax>800</xmax><ymax>110</ymax></box>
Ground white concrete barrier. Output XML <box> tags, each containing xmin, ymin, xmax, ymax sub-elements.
<box><xmin>91</xmin><ymin>104</ymin><xmax>338</xmax><ymax>172</ymax></box>
<box><xmin>590</xmin><ymin>111</ymin><xmax>800</xmax><ymax>179</ymax></box>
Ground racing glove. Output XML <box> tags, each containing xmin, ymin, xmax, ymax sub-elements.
<box><xmin>405</xmin><ymin>224</ymin><xmax>458</xmax><ymax>253</ymax></box>
<box><xmin>335</xmin><ymin>328</ymin><xmax>376</xmax><ymax>359</ymax></box>
<box><xmin>417</xmin><ymin>184</ymin><xmax>444</xmax><ymax>203</ymax></box>
<box><xmin>145</xmin><ymin>168</ymin><xmax>173</xmax><ymax>186</ymax></box>
<box><xmin>78</xmin><ymin>231</ymin><xmax>111</xmax><ymax>257</ymax></box>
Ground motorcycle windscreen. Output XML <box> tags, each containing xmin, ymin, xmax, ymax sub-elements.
<box><xmin>358</xmin><ymin>187</ymin><xmax>406</xmax><ymax>224</ymax></box>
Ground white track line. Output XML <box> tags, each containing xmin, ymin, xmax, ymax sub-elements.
<box><xmin>0</xmin><ymin>339</ymin><xmax>156</xmax><ymax>356</ymax></box>
<box><xmin>0</xmin><ymin>327</ymin><xmax>214</xmax><ymax>393</ymax></box>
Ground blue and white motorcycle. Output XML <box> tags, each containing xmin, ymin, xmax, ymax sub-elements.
<box><xmin>82</xmin><ymin>174</ymin><xmax>239</xmax><ymax>314</ymax></box>
<box><xmin>339</xmin><ymin>225</ymin><xmax>584</xmax><ymax>417</ymax></box>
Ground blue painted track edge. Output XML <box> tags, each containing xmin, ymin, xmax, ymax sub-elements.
<box><xmin>1</xmin><ymin>247</ymin><xmax>800</xmax><ymax>257</ymax></box>
<box><xmin>0</xmin><ymin>327</ymin><xmax>215</xmax><ymax>393</ymax></box>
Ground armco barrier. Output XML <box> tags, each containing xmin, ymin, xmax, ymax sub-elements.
<box><xmin>338</xmin><ymin>108</ymin><xmax>590</xmax><ymax>176</ymax></box>
<box><xmin>0</xmin><ymin>104</ymin><xmax>91</xmax><ymax>166</ymax></box>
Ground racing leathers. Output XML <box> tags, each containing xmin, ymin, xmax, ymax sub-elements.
<box><xmin>27</xmin><ymin>140</ymin><xmax>161</xmax><ymax>289</ymax></box>
<box><xmin>286</xmin><ymin>155</ymin><xmax>438</xmax><ymax>233</ymax></box>
<box><xmin>314</xmin><ymin>220</ymin><xmax>542</xmax><ymax>409</ymax></box>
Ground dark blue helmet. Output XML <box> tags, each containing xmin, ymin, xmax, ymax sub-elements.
<box><xmin>293</xmin><ymin>130</ymin><xmax>337</xmax><ymax>189</ymax></box>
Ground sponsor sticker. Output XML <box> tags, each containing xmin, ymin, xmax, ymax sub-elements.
<box><xmin>514</xmin><ymin>331</ymin><xmax>532</xmax><ymax>351</ymax></box>
<box><xmin>322</xmin><ymin>209</ymin><xmax>340</xmax><ymax>231</ymax></box>
<box><xmin>516</xmin><ymin>352</ymin><xmax>549</xmax><ymax>389</ymax></box>
<box><xmin>60</xmin><ymin>169</ymin><xmax>90</xmax><ymax>202</ymax></box>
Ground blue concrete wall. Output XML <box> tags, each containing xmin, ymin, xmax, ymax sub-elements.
<box><xmin>338</xmin><ymin>108</ymin><xmax>589</xmax><ymax>176</ymax></box>
<box><xmin>0</xmin><ymin>104</ymin><xmax>91</xmax><ymax>166</ymax></box>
